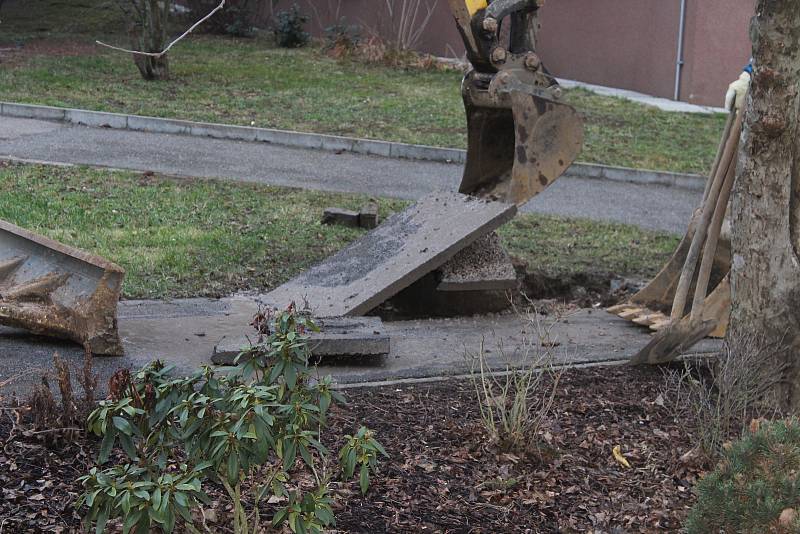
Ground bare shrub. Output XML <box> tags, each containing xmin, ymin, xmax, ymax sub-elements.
<box><xmin>21</xmin><ymin>353</ymin><xmax>100</xmax><ymax>438</ymax></box>
<box><xmin>306</xmin><ymin>0</ymin><xmax>343</xmax><ymax>32</ymax></box>
<box><xmin>78</xmin><ymin>349</ymin><xmax>98</xmax><ymax>408</ymax></box>
<box><xmin>466</xmin><ymin>306</ymin><xmax>565</xmax><ymax>454</ymax></box>
<box><xmin>28</xmin><ymin>376</ymin><xmax>58</xmax><ymax>430</ymax></box>
<box><xmin>660</xmin><ymin>330</ymin><xmax>786</xmax><ymax>460</ymax></box>
<box><xmin>381</xmin><ymin>0</ymin><xmax>438</xmax><ymax>51</ymax></box>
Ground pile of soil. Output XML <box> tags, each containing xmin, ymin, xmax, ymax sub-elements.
<box><xmin>0</xmin><ymin>365</ymin><xmax>707</xmax><ymax>532</ymax></box>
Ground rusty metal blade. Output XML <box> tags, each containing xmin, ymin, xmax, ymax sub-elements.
<box><xmin>0</xmin><ymin>219</ymin><xmax>125</xmax><ymax>355</ymax></box>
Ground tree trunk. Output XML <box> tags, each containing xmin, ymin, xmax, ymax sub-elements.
<box><xmin>126</xmin><ymin>0</ymin><xmax>171</xmax><ymax>80</ymax></box>
<box><xmin>729</xmin><ymin>1</ymin><xmax>800</xmax><ymax>410</ymax></box>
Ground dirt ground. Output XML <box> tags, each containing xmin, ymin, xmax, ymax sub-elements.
<box><xmin>0</xmin><ymin>39</ymin><xmax>99</xmax><ymax>66</ymax></box>
<box><xmin>0</xmin><ymin>364</ymin><xmax>706</xmax><ymax>533</ymax></box>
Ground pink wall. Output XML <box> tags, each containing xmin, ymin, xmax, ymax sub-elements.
<box><xmin>275</xmin><ymin>0</ymin><xmax>755</xmax><ymax>107</ymax></box>
<box><xmin>680</xmin><ymin>0</ymin><xmax>755</xmax><ymax>106</ymax></box>
<box><xmin>536</xmin><ymin>0</ymin><xmax>681</xmax><ymax>101</ymax></box>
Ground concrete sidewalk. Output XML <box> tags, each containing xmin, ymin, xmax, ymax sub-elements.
<box><xmin>0</xmin><ymin>296</ymin><xmax>721</xmax><ymax>398</ymax></box>
<box><xmin>0</xmin><ymin>117</ymin><xmax>701</xmax><ymax>234</ymax></box>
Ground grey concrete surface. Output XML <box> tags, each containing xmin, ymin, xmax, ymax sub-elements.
<box><xmin>0</xmin><ymin>117</ymin><xmax>701</xmax><ymax>234</ymax></box>
<box><xmin>0</xmin><ymin>294</ymin><xmax>722</xmax><ymax>398</ymax></box>
<box><xmin>263</xmin><ymin>192</ymin><xmax>516</xmax><ymax>316</ymax></box>
<box><xmin>212</xmin><ymin>317</ymin><xmax>390</xmax><ymax>364</ymax></box>
<box><xmin>558</xmin><ymin>79</ymin><xmax>727</xmax><ymax>114</ymax></box>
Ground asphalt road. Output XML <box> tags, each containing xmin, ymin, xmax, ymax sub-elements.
<box><xmin>0</xmin><ymin>117</ymin><xmax>700</xmax><ymax>234</ymax></box>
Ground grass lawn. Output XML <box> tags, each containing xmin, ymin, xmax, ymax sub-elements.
<box><xmin>0</xmin><ymin>1</ymin><xmax>726</xmax><ymax>174</ymax></box>
<box><xmin>0</xmin><ymin>162</ymin><xmax>679</xmax><ymax>300</ymax></box>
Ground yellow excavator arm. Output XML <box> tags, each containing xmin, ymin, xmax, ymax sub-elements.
<box><xmin>447</xmin><ymin>0</ymin><xmax>583</xmax><ymax>206</ymax></box>
<box><xmin>465</xmin><ymin>0</ymin><xmax>488</xmax><ymax>16</ymax></box>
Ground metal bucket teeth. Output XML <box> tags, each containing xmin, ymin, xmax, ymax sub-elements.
<box><xmin>0</xmin><ymin>219</ymin><xmax>125</xmax><ymax>355</ymax></box>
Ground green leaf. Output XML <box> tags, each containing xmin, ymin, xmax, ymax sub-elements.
<box><xmin>164</xmin><ymin>502</ymin><xmax>176</xmax><ymax>533</ymax></box>
<box><xmin>272</xmin><ymin>507</ymin><xmax>288</xmax><ymax>527</ymax></box>
<box><xmin>299</xmin><ymin>444</ymin><xmax>313</xmax><ymax>468</ymax></box>
<box><xmin>319</xmin><ymin>393</ymin><xmax>331</xmax><ymax>414</ymax></box>
<box><xmin>152</xmin><ymin>487</ymin><xmax>162</xmax><ymax>511</ymax></box>
<box><xmin>283</xmin><ymin>439</ymin><xmax>297</xmax><ymax>471</ymax></box>
<box><xmin>95</xmin><ymin>505</ymin><xmax>110</xmax><ymax>534</ymax></box>
<box><xmin>344</xmin><ymin>447</ymin><xmax>356</xmax><ymax>478</ymax></box>
<box><xmin>314</xmin><ymin>506</ymin><xmax>334</xmax><ymax>525</ymax></box>
<box><xmin>112</xmin><ymin>416</ymin><xmax>135</xmax><ymax>436</ymax></box>
<box><xmin>359</xmin><ymin>464</ymin><xmax>370</xmax><ymax>495</ymax></box>
<box><xmin>98</xmin><ymin>428</ymin><xmax>116</xmax><ymax>464</ymax></box>
<box><xmin>227</xmin><ymin>453</ymin><xmax>239</xmax><ymax>486</ymax></box>
<box><xmin>118</xmin><ymin>433</ymin><xmax>138</xmax><ymax>461</ymax></box>
<box><xmin>372</xmin><ymin>438</ymin><xmax>388</xmax><ymax>458</ymax></box>
<box><xmin>122</xmin><ymin>509</ymin><xmax>144</xmax><ymax>534</ymax></box>
<box><xmin>193</xmin><ymin>460</ymin><xmax>213</xmax><ymax>473</ymax></box>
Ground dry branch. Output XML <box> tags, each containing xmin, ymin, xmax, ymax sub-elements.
<box><xmin>96</xmin><ymin>0</ymin><xmax>226</xmax><ymax>57</ymax></box>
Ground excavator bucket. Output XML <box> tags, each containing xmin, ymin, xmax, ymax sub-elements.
<box><xmin>0</xmin><ymin>219</ymin><xmax>124</xmax><ymax>355</ymax></box>
<box><xmin>448</xmin><ymin>0</ymin><xmax>584</xmax><ymax>206</ymax></box>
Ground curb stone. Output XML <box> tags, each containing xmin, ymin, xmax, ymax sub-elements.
<box><xmin>1</xmin><ymin>101</ymin><xmax>706</xmax><ymax>192</ymax></box>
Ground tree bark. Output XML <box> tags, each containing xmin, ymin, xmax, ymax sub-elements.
<box><xmin>122</xmin><ymin>0</ymin><xmax>171</xmax><ymax>80</ymax></box>
<box><xmin>729</xmin><ymin>1</ymin><xmax>800</xmax><ymax>409</ymax></box>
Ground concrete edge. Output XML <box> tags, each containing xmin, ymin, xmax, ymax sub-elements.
<box><xmin>333</xmin><ymin>351</ymin><xmax>718</xmax><ymax>389</ymax></box>
<box><xmin>1</xmin><ymin>101</ymin><xmax>706</xmax><ymax>192</ymax></box>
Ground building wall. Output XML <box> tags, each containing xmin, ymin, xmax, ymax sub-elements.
<box><xmin>275</xmin><ymin>0</ymin><xmax>755</xmax><ymax>106</ymax></box>
<box><xmin>680</xmin><ymin>0</ymin><xmax>755</xmax><ymax>106</ymax></box>
<box><xmin>536</xmin><ymin>0</ymin><xmax>681</xmax><ymax>101</ymax></box>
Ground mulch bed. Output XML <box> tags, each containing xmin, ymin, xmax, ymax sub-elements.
<box><xmin>0</xmin><ymin>364</ymin><xmax>707</xmax><ymax>532</ymax></box>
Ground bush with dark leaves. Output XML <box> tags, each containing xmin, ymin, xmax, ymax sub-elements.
<box><xmin>273</xmin><ymin>4</ymin><xmax>309</xmax><ymax>48</ymax></box>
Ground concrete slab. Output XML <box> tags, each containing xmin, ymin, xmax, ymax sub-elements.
<box><xmin>262</xmin><ymin>192</ymin><xmax>517</xmax><ymax>317</ymax></box>
<box><xmin>211</xmin><ymin>316</ymin><xmax>390</xmax><ymax>365</ymax></box>
<box><xmin>437</xmin><ymin>232</ymin><xmax>517</xmax><ymax>292</ymax></box>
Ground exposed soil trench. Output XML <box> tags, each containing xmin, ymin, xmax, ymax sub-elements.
<box><xmin>373</xmin><ymin>261</ymin><xmax>643</xmax><ymax>321</ymax></box>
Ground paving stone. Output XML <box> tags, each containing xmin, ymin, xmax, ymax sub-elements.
<box><xmin>358</xmin><ymin>202</ymin><xmax>379</xmax><ymax>229</ymax></box>
<box><xmin>261</xmin><ymin>192</ymin><xmax>516</xmax><ymax>317</ymax></box>
<box><xmin>437</xmin><ymin>231</ymin><xmax>517</xmax><ymax>292</ymax></box>
<box><xmin>322</xmin><ymin>207</ymin><xmax>360</xmax><ymax>228</ymax></box>
<box><xmin>211</xmin><ymin>316</ymin><xmax>389</xmax><ymax>364</ymax></box>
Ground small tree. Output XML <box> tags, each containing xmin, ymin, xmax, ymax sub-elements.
<box><xmin>728</xmin><ymin>0</ymin><xmax>800</xmax><ymax>409</ymax></box>
<box><xmin>77</xmin><ymin>306</ymin><xmax>386</xmax><ymax>533</ymax></box>
<box><xmin>116</xmin><ymin>0</ymin><xmax>172</xmax><ymax>80</ymax></box>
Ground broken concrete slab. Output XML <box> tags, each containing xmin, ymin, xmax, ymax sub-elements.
<box><xmin>211</xmin><ymin>316</ymin><xmax>390</xmax><ymax>364</ymax></box>
<box><xmin>437</xmin><ymin>232</ymin><xmax>517</xmax><ymax>292</ymax></box>
<box><xmin>262</xmin><ymin>192</ymin><xmax>516</xmax><ymax>317</ymax></box>
<box><xmin>358</xmin><ymin>202</ymin><xmax>379</xmax><ymax>229</ymax></box>
<box><xmin>322</xmin><ymin>207</ymin><xmax>360</xmax><ymax>228</ymax></box>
